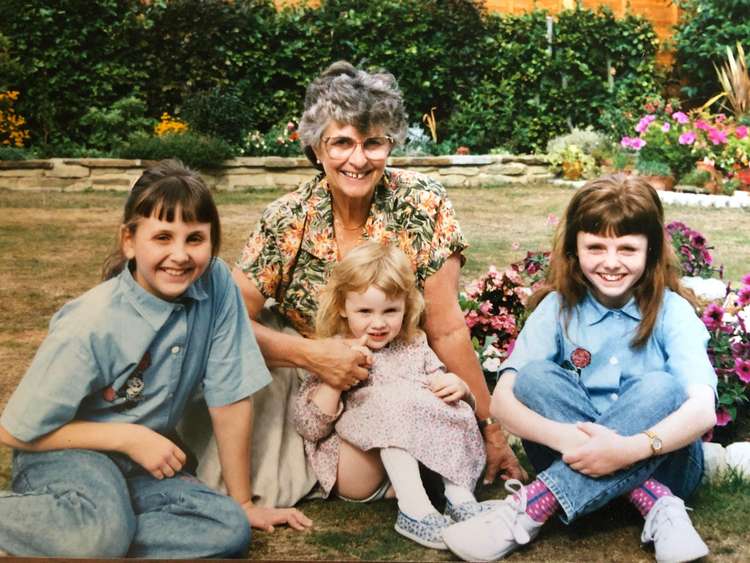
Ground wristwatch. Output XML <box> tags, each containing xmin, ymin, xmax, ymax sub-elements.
<box><xmin>642</xmin><ymin>430</ymin><xmax>663</xmax><ymax>456</ymax></box>
<box><xmin>478</xmin><ymin>417</ymin><xmax>498</xmax><ymax>430</ymax></box>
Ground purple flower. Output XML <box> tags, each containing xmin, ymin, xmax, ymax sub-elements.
<box><xmin>715</xmin><ymin>408</ymin><xmax>732</xmax><ymax>427</ymax></box>
<box><xmin>742</xmin><ymin>273</ymin><xmax>750</xmax><ymax>285</ymax></box>
<box><xmin>735</xmin><ymin>358</ymin><xmax>750</xmax><ymax>383</ymax></box>
<box><xmin>662</xmin><ymin>122</ymin><xmax>671</xmax><ymax>132</ymax></box>
<box><xmin>690</xmin><ymin>232</ymin><xmax>706</xmax><ymax>248</ymax></box>
<box><xmin>678</xmin><ymin>131</ymin><xmax>696</xmax><ymax>145</ymax></box>
<box><xmin>672</xmin><ymin>111</ymin><xmax>689</xmax><ymax>124</ymax></box>
<box><xmin>695</xmin><ymin>120</ymin><xmax>710</xmax><ymax>131</ymax></box>
<box><xmin>702</xmin><ymin>303</ymin><xmax>724</xmax><ymax>331</ymax></box>
<box><xmin>635</xmin><ymin>115</ymin><xmax>656</xmax><ymax>133</ymax></box>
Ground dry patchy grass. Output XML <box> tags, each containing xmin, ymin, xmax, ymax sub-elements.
<box><xmin>1</xmin><ymin>185</ymin><xmax>750</xmax><ymax>561</ymax></box>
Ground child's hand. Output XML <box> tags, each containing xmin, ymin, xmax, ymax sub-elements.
<box><xmin>123</xmin><ymin>425</ymin><xmax>187</xmax><ymax>479</ymax></box>
<box><xmin>241</xmin><ymin>500</ymin><xmax>313</xmax><ymax>532</ymax></box>
<box><xmin>562</xmin><ymin>422</ymin><xmax>635</xmax><ymax>477</ymax></box>
<box><xmin>430</xmin><ymin>372</ymin><xmax>470</xmax><ymax>404</ymax></box>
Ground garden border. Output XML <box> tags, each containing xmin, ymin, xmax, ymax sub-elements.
<box><xmin>0</xmin><ymin>155</ymin><xmax>552</xmax><ymax>192</ymax></box>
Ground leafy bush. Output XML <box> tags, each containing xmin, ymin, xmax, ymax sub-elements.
<box><xmin>241</xmin><ymin>120</ymin><xmax>302</xmax><ymax>157</ymax></box>
<box><xmin>181</xmin><ymin>86</ymin><xmax>256</xmax><ymax>146</ymax></box>
<box><xmin>80</xmin><ymin>96</ymin><xmax>153</xmax><ymax>153</ymax></box>
<box><xmin>0</xmin><ymin>145</ymin><xmax>29</xmax><ymax>160</ymax></box>
<box><xmin>120</xmin><ymin>133</ymin><xmax>235</xmax><ymax>169</ymax></box>
<box><xmin>673</xmin><ymin>0</ymin><xmax>750</xmax><ymax>106</ymax></box>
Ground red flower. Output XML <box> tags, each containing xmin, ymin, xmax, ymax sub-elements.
<box><xmin>571</xmin><ymin>347</ymin><xmax>592</xmax><ymax>369</ymax></box>
<box><xmin>102</xmin><ymin>387</ymin><xmax>116</xmax><ymax>402</ymax></box>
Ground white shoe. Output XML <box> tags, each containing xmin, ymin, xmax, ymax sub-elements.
<box><xmin>441</xmin><ymin>479</ymin><xmax>543</xmax><ymax>561</ymax></box>
<box><xmin>641</xmin><ymin>496</ymin><xmax>709</xmax><ymax>563</ymax></box>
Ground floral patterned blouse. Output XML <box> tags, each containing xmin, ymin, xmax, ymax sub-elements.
<box><xmin>236</xmin><ymin>168</ymin><xmax>467</xmax><ymax>336</ymax></box>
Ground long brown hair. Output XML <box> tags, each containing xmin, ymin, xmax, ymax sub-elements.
<box><xmin>101</xmin><ymin>159</ymin><xmax>221</xmax><ymax>280</ymax></box>
<box><xmin>315</xmin><ymin>241</ymin><xmax>424</xmax><ymax>342</ymax></box>
<box><xmin>529</xmin><ymin>174</ymin><xmax>696</xmax><ymax>348</ymax></box>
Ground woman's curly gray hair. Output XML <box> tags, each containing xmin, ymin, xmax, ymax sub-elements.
<box><xmin>298</xmin><ymin>61</ymin><xmax>408</xmax><ymax>168</ymax></box>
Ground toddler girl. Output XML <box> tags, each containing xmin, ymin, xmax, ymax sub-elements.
<box><xmin>442</xmin><ymin>174</ymin><xmax>717</xmax><ymax>562</ymax></box>
<box><xmin>293</xmin><ymin>241</ymin><xmax>486</xmax><ymax>549</ymax></box>
<box><xmin>0</xmin><ymin>159</ymin><xmax>308</xmax><ymax>558</ymax></box>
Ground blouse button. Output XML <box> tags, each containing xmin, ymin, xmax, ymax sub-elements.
<box><xmin>610</xmin><ymin>393</ymin><xmax>619</xmax><ymax>401</ymax></box>
<box><xmin>171</xmin><ymin>345</ymin><xmax>181</xmax><ymax>354</ymax></box>
<box><xmin>609</xmin><ymin>356</ymin><xmax>619</xmax><ymax>365</ymax></box>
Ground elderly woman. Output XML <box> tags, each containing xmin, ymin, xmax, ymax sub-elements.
<box><xmin>188</xmin><ymin>61</ymin><xmax>524</xmax><ymax>518</ymax></box>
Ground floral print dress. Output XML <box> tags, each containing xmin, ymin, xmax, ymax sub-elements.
<box><xmin>236</xmin><ymin>168</ymin><xmax>468</xmax><ymax>336</ymax></box>
<box><xmin>293</xmin><ymin>333</ymin><xmax>486</xmax><ymax>496</ymax></box>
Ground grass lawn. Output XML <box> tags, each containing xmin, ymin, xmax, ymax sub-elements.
<box><xmin>1</xmin><ymin>182</ymin><xmax>749</xmax><ymax>560</ymax></box>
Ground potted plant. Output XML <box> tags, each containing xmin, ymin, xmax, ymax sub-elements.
<box><xmin>547</xmin><ymin>144</ymin><xmax>597</xmax><ymax>180</ymax></box>
<box><xmin>635</xmin><ymin>159</ymin><xmax>676</xmax><ymax>190</ymax></box>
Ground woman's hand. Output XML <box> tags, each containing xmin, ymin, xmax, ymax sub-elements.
<box><xmin>241</xmin><ymin>500</ymin><xmax>313</xmax><ymax>532</ymax></box>
<box><xmin>482</xmin><ymin>424</ymin><xmax>528</xmax><ymax>484</ymax></box>
<box><xmin>309</xmin><ymin>335</ymin><xmax>372</xmax><ymax>390</ymax></box>
<box><xmin>430</xmin><ymin>372</ymin><xmax>470</xmax><ymax>403</ymax></box>
<box><xmin>562</xmin><ymin>422</ymin><xmax>637</xmax><ymax>477</ymax></box>
<box><xmin>123</xmin><ymin>426</ymin><xmax>187</xmax><ymax>479</ymax></box>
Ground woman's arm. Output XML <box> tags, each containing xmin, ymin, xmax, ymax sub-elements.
<box><xmin>423</xmin><ymin>253</ymin><xmax>525</xmax><ymax>482</ymax></box>
<box><xmin>0</xmin><ymin>421</ymin><xmax>187</xmax><ymax>479</ymax></box>
<box><xmin>562</xmin><ymin>384</ymin><xmax>716</xmax><ymax>477</ymax></box>
<box><xmin>231</xmin><ymin>268</ymin><xmax>369</xmax><ymax>388</ymax></box>
<box><xmin>292</xmin><ymin>376</ymin><xmax>345</xmax><ymax>442</ymax></box>
<box><xmin>209</xmin><ymin>398</ymin><xmax>312</xmax><ymax>532</ymax></box>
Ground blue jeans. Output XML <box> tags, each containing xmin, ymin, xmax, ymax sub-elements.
<box><xmin>513</xmin><ymin>360</ymin><xmax>704</xmax><ymax>524</ymax></box>
<box><xmin>0</xmin><ymin>449</ymin><xmax>251</xmax><ymax>557</ymax></box>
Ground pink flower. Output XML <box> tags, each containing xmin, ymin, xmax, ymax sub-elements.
<box><xmin>571</xmin><ymin>347</ymin><xmax>592</xmax><ymax>369</ymax></box>
<box><xmin>546</xmin><ymin>213</ymin><xmax>559</xmax><ymax>226</ymax></box>
<box><xmin>708</xmin><ymin>128</ymin><xmax>728</xmax><ymax>145</ymax></box>
<box><xmin>737</xmin><ymin>285</ymin><xmax>750</xmax><ymax>307</ymax></box>
<box><xmin>672</xmin><ymin>111</ymin><xmax>689</xmax><ymax>124</ymax></box>
<box><xmin>735</xmin><ymin>358</ymin><xmax>750</xmax><ymax>383</ymax></box>
<box><xmin>715</xmin><ymin>113</ymin><xmax>727</xmax><ymax>123</ymax></box>
<box><xmin>621</xmin><ymin>136</ymin><xmax>646</xmax><ymax>150</ymax></box>
<box><xmin>662</xmin><ymin>122</ymin><xmax>671</xmax><ymax>132</ymax></box>
<box><xmin>695</xmin><ymin>120</ymin><xmax>710</xmax><ymax>131</ymax></box>
<box><xmin>635</xmin><ymin>115</ymin><xmax>656</xmax><ymax>133</ymax></box>
<box><xmin>742</xmin><ymin>273</ymin><xmax>750</xmax><ymax>285</ymax></box>
<box><xmin>286</xmin><ymin>121</ymin><xmax>296</xmax><ymax>131</ymax></box>
<box><xmin>736</xmin><ymin>125</ymin><xmax>748</xmax><ymax>139</ymax></box>
<box><xmin>678</xmin><ymin>131</ymin><xmax>696</xmax><ymax>145</ymax></box>
<box><xmin>701</xmin><ymin>303</ymin><xmax>724</xmax><ymax>331</ymax></box>
<box><xmin>479</xmin><ymin>300</ymin><xmax>492</xmax><ymax>315</ymax></box>
<box><xmin>715</xmin><ymin>408</ymin><xmax>732</xmax><ymax>427</ymax></box>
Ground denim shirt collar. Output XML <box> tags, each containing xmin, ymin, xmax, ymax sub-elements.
<box><xmin>120</xmin><ymin>262</ymin><xmax>209</xmax><ymax>331</ymax></box>
<box><xmin>582</xmin><ymin>292</ymin><xmax>642</xmax><ymax>326</ymax></box>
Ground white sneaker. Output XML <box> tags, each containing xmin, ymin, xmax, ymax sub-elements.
<box><xmin>641</xmin><ymin>496</ymin><xmax>709</xmax><ymax>563</ymax></box>
<box><xmin>441</xmin><ymin>479</ymin><xmax>543</xmax><ymax>561</ymax></box>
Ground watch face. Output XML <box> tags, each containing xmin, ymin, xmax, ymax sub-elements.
<box><xmin>652</xmin><ymin>436</ymin><xmax>663</xmax><ymax>451</ymax></box>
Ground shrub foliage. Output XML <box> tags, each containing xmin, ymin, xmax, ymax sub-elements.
<box><xmin>0</xmin><ymin>0</ymin><xmax>663</xmax><ymax>155</ymax></box>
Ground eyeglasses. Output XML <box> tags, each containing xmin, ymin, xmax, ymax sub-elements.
<box><xmin>321</xmin><ymin>135</ymin><xmax>394</xmax><ymax>160</ymax></box>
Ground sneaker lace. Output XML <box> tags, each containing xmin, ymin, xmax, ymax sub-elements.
<box><xmin>643</xmin><ymin>497</ymin><xmax>692</xmax><ymax>542</ymax></box>
<box><xmin>484</xmin><ymin>478</ymin><xmax>533</xmax><ymax>545</ymax></box>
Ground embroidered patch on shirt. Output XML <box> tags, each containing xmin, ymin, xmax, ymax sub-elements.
<box><xmin>102</xmin><ymin>351</ymin><xmax>151</xmax><ymax>410</ymax></box>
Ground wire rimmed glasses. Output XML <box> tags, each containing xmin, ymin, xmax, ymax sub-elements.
<box><xmin>321</xmin><ymin>135</ymin><xmax>394</xmax><ymax>160</ymax></box>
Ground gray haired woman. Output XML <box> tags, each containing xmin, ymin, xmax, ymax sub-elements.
<box><xmin>187</xmin><ymin>61</ymin><xmax>524</xmax><ymax>533</ymax></box>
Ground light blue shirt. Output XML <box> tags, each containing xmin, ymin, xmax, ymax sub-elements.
<box><xmin>500</xmin><ymin>290</ymin><xmax>717</xmax><ymax>413</ymax></box>
<box><xmin>2</xmin><ymin>258</ymin><xmax>271</xmax><ymax>443</ymax></box>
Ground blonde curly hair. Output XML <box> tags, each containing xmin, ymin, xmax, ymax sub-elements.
<box><xmin>316</xmin><ymin>241</ymin><xmax>423</xmax><ymax>342</ymax></box>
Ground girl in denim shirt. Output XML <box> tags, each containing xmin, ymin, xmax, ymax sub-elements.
<box><xmin>443</xmin><ymin>175</ymin><xmax>717</xmax><ymax>563</ymax></box>
<box><xmin>0</xmin><ymin>160</ymin><xmax>309</xmax><ymax>558</ymax></box>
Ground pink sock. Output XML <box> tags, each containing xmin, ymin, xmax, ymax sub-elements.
<box><xmin>514</xmin><ymin>479</ymin><xmax>559</xmax><ymax>523</ymax></box>
<box><xmin>628</xmin><ymin>478</ymin><xmax>673</xmax><ymax>518</ymax></box>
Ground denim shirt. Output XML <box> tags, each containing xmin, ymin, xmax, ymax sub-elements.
<box><xmin>1</xmin><ymin>258</ymin><xmax>270</xmax><ymax>442</ymax></box>
<box><xmin>501</xmin><ymin>290</ymin><xmax>717</xmax><ymax>414</ymax></box>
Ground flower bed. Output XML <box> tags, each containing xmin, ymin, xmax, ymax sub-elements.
<box><xmin>462</xmin><ymin>221</ymin><xmax>750</xmax><ymax>439</ymax></box>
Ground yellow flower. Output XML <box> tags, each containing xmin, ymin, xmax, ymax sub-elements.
<box><xmin>0</xmin><ymin>91</ymin><xmax>30</xmax><ymax>147</ymax></box>
<box><xmin>154</xmin><ymin>112</ymin><xmax>188</xmax><ymax>137</ymax></box>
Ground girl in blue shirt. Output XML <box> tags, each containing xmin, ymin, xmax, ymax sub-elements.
<box><xmin>0</xmin><ymin>159</ymin><xmax>310</xmax><ymax>558</ymax></box>
<box><xmin>443</xmin><ymin>174</ymin><xmax>717</xmax><ymax>562</ymax></box>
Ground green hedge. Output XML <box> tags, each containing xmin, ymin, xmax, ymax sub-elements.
<box><xmin>1</xmin><ymin>0</ymin><xmax>663</xmax><ymax>155</ymax></box>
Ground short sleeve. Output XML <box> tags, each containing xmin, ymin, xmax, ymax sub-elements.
<box><xmin>202</xmin><ymin>261</ymin><xmax>271</xmax><ymax>407</ymax></box>
<box><xmin>292</xmin><ymin>373</ymin><xmax>343</xmax><ymax>442</ymax></box>
<box><xmin>0</xmin><ymin>322</ymin><xmax>102</xmax><ymax>442</ymax></box>
<box><xmin>422</xmin><ymin>334</ymin><xmax>445</xmax><ymax>376</ymax></box>
<box><xmin>235</xmin><ymin>213</ymin><xmax>283</xmax><ymax>300</ymax></box>
<box><xmin>424</xmin><ymin>190</ymin><xmax>468</xmax><ymax>278</ymax></box>
<box><xmin>659</xmin><ymin>293</ymin><xmax>717</xmax><ymax>393</ymax></box>
<box><xmin>500</xmin><ymin>292</ymin><xmax>562</xmax><ymax>374</ymax></box>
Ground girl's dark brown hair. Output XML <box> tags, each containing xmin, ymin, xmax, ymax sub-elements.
<box><xmin>102</xmin><ymin>159</ymin><xmax>221</xmax><ymax>280</ymax></box>
<box><xmin>529</xmin><ymin>174</ymin><xmax>696</xmax><ymax>348</ymax></box>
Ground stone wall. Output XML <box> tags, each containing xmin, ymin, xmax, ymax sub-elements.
<box><xmin>0</xmin><ymin>155</ymin><xmax>552</xmax><ymax>192</ymax></box>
